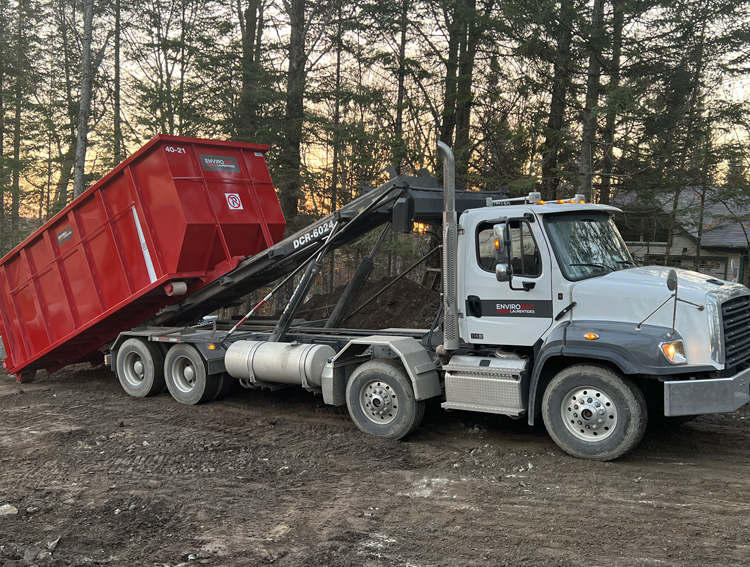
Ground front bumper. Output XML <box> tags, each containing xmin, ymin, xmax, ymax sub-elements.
<box><xmin>664</xmin><ymin>367</ymin><xmax>750</xmax><ymax>416</ymax></box>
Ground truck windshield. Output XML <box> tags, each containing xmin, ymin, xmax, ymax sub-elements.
<box><xmin>544</xmin><ymin>212</ymin><xmax>634</xmax><ymax>281</ymax></box>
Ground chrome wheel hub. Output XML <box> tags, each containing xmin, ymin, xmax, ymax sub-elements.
<box><xmin>173</xmin><ymin>357</ymin><xmax>197</xmax><ymax>393</ymax></box>
<box><xmin>561</xmin><ymin>386</ymin><xmax>618</xmax><ymax>441</ymax></box>
<box><xmin>123</xmin><ymin>352</ymin><xmax>145</xmax><ymax>386</ymax></box>
<box><xmin>360</xmin><ymin>381</ymin><xmax>398</xmax><ymax>425</ymax></box>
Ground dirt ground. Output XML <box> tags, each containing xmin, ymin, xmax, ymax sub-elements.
<box><xmin>2</xmin><ymin>365</ymin><xmax>750</xmax><ymax>567</ymax></box>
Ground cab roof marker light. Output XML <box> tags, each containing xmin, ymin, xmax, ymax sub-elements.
<box><xmin>489</xmin><ymin>191</ymin><xmax>544</xmax><ymax>206</ymax></box>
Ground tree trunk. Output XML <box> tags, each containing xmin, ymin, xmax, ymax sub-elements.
<box><xmin>600</xmin><ymin>0</ymin><xmax>624</xmax><ymax>206</ymax></box>
<box><xmin>695</xmin><ymin>182</ymin><xmax>707</xmax><ymax>272</ymax></box>
<box><xmin>51</xmin><ymin>0</ymin><xmax>76</xmax><ymax>211</ymax></box>
<box><xmin>329</xmin><ymin>0</ymin><xmax>342</xmax><ymax>293</ymax></box>
<box><xmin>393</xmin><ymin>0</ymin><xmax>408</xmax><ymax>173</ymax></box>
<box><xmin>72</xmin><ymin>0</ymin><xmax>94</xmax><ymax>199</ymax></box>
<box><xmin>11</xmin><ymin>57</ymin><xmax>20</xmax><ymax>240</ymax></box>
<box><xmin>439</xmin><ymin>3</ymin><xmax>459</xmax><ymax>147</ymax></box>
<box><xmin>113</xmin><ymin>0</ymin><xmax>122</xmax><ymax>164</ymax></box>
<box><xmin>454</xmin><ymin>0</ymin><xmax>480</xmax><ymax>190</ymax></box>
<box><xmin>540</xmin><ymin>0</ymin><xmax>574</xmax><ymax>200</ymax></box>
<box><xmin>578</xmin><ymin>0</ymin><xmax>605</xmax><ymax>201</ymax></box>
<box><xmin>10</xmin><ymin>0</ymin><xmax>25</xmax><ymax>242</ymax></box>
<box><xmin>278</xmin><ymin>0</ymin><xmax>306</xmax><ymax>221</ymax></box>
<box><xmin>235</xmin><ymin>0</ymin><xmax>263</xmax><ymax>138</ymax></box>
<box><xmin>0</xmin><ymin>56</ymin><xmax>5</xmax><ymax>250</ymax></box>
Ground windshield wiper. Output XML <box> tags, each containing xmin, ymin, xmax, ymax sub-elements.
<box><xmin>570</xmin><ymin>262</ymin><xmax>613</xmax><ymax>272</ymax></box>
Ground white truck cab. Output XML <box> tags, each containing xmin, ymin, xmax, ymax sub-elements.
<box><xmin>445</xmin><ymin>191</ymin><xmax>750</xmax><ymax>460</ymax></box>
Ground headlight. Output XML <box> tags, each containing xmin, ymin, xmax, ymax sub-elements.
<box><xmin>706</xmin><ymin>295</ymin><xmax>723</xmax><ymax>364</ymax></box>
<box><xmin>660</xmin><ymin>340</ymin><xmax>687</xmax><ymax>364</ymax></box>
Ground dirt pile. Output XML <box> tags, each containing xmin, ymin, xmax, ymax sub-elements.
<box><xmin>302</xmin><ymin>276</ymin><xmax>441</xmax><ymax>329</ymax></box>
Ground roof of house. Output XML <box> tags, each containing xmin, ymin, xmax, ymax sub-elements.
<box><xmin>614</xmin><ymin>187</ymin><xmax>750</xmax><ymax>249</ymax></box>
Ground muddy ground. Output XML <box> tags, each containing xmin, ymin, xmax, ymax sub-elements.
<box><xmin>2</xmin><ymin>364</ymin><xmax>750</xmax><ymax>567</ymax></box>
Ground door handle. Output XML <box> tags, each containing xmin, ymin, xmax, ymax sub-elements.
<box><xmin>467</xmin><ymin>295</ymin><xmax>482</xmax><ymax>318</ymax></box>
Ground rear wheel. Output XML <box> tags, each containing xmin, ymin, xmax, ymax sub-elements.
<box><xmin>164</xmin><ymin>344</ymin><xmax>217</xmax><ymax>405</ymax></box>
<box><xmin>542</xmin><ymin>364</ymin><xmax>647</xmax><ymax>461</ymax></box>
<box><xmin>116</xmin><ymin>338</ymin><xmax>165</xmax><ymax>398</ymax></box>
<box><xmin>212</xmin><ymin>373</ymin><xmax>238</xmax><ymax>401</ymax></box>
<box><xmin>346</xmin><ymin>359</ymin><xmax>424</xmax><ymax>440</ymax></box>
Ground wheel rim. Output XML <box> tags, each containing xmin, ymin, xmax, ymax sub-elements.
<box><xmin>122</xmin><ymin>351</ymin><xmax>145</xmax><ymax>387</ymax></box>
<box><xmin>172</xmin><ymin>356</ymin><xmax>197</xmax><ymax>393</ymax></box>
<box><xmin>561</xmin><ymin>386</ymin><xmax>618</xmax><ymax>441</ymax></box>
<box><xmin>359</xmin><ymin>380</ymin><xmax>399</xmax><ymax>425</ymax></box>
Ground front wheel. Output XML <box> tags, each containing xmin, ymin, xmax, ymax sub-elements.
<box><xmin>542</xmin><ymin>365</ymin><xmax>647</xmax><ymax>461</ymax></box>
<box><xmin>346</xmin><ymin>359</ymin><xmax>425</xmax><ymax>440</ymax></box>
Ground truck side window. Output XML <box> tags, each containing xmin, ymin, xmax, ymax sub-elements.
<box><xmin>477</xmin><ymin>221</ymin><xmax>541</xmax><ymax>277</ymax></box>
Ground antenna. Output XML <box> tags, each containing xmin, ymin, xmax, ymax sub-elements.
<box><xmin>636</xmin><ymin>270</ymin><xmax>704</xmax><ymax>332</ymax></box>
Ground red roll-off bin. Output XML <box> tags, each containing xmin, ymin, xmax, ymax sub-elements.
<box><xmin>0</xmin><ymin>135</ymin><xmax>286</xmax><ymax>379</ymax></box>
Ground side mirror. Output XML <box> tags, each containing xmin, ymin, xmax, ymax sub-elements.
<box><xmin>495</xmin><ymin>263</ymin><xmax>511</xmax><ymax>282</ymax></box>
<box><xmin>666</xmin><ymin>269</ymin><xmax>678</xmax><ymax>292</ymax></box>
<box><xmin>493</xmin><ymin>223</ymin><xmax>513</xmax><ymax>283</ymax></box>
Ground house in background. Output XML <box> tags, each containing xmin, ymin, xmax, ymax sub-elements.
<box><xmin>614</xmin><ymin>187</ymin><xmax>750</xmax><ymax>284</ymax></box>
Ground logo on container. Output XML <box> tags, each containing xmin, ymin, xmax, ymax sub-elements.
<box><xmin>56</xmin><ymin>225</ymin><xmax>74</xmax><ymax>245</ymax></box>
<box><xmin>199</xmin><ymin>154</ymin><xmax>240</xmax><ymax>172</ymax></box>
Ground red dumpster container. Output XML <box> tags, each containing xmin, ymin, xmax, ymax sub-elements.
<box><xmin>0</xmin><ymin>135</ymin><xmax>285</xmax><ymax>380</ymax></box>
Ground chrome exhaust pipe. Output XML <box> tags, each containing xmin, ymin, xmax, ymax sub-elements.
<box><xmin>436</xmin><ymin>142</ymin><xmax>459</xmax><ymax>356</ymax></box>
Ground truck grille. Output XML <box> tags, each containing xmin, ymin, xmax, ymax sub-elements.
<box><xmin>722</xmin><ymin>295</ymin><xmax>750</xmax><ymax>367</ymax></box>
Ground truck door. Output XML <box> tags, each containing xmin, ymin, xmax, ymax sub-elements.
<box><xmin>462</xmin><ymin>216</ymin><xmax>553</xmax><ymax>346</ymax></box>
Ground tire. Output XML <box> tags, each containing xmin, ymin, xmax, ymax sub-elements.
<box><xmin>542</xmin><ymin>364</ymin><xmax>647</xmax><ymax>461</ymax></box>
<box><xmin>116</xmin><ymin>338</ymin><xmax>165</xmax><ymax>398</ymax></box>
<box><xmin>212</xmin><ymin>373</ymin><xmax>238</xmax><ymax>401</ymax></box>
<box><xmin>346</xmin><ymin>359</ymin><xmax>425</xmax><ymax>440</ymax></box>
<box><xmin>164</xmin><ymin>344</ymin><xmax>218</xmax><ymax>405</ymax></box>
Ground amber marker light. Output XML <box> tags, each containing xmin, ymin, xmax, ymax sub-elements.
<box><xmin>584</xmin><ymin>333</ymin><xmax>599</xmax><ymax>340</ymax></box>
<box><xmin>659</xmin><ymin>340</ymin><xmax>686</xmax><ymax>364</ymax></box>
<box><xmin>494</xmin><ymin>238</ymin><xmax>500</xmax><ymax>249</ymax></box>
<box><xmin>208</xmin><ymin>344</ymin><xmax>216</xmax><ymax>350</ymax></box>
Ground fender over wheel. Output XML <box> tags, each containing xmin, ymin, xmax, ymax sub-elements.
<box><xmin>346</xmin><ymin>359</ymin><xmax>425</xmax><ymax>440</ymax></box>
<box><xmin>542</xmin><ymin>364</ymin><xmax>647</xmax><ymax>461</ymax></box>
<box><xmin>116</xmin><ymin>338</ymin><xmax>165</xmax><ymax>398</ymax></box>
<box><xmin>164</xmin><ymin>344</ymin><xmax>218</xmax><ymax>405</ymax></box>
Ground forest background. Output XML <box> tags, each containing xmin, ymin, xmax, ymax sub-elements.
<box><xmin>2</xmin><ymin>0</ymin><xmax>750</xmax><ymax>288</ymax></box>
